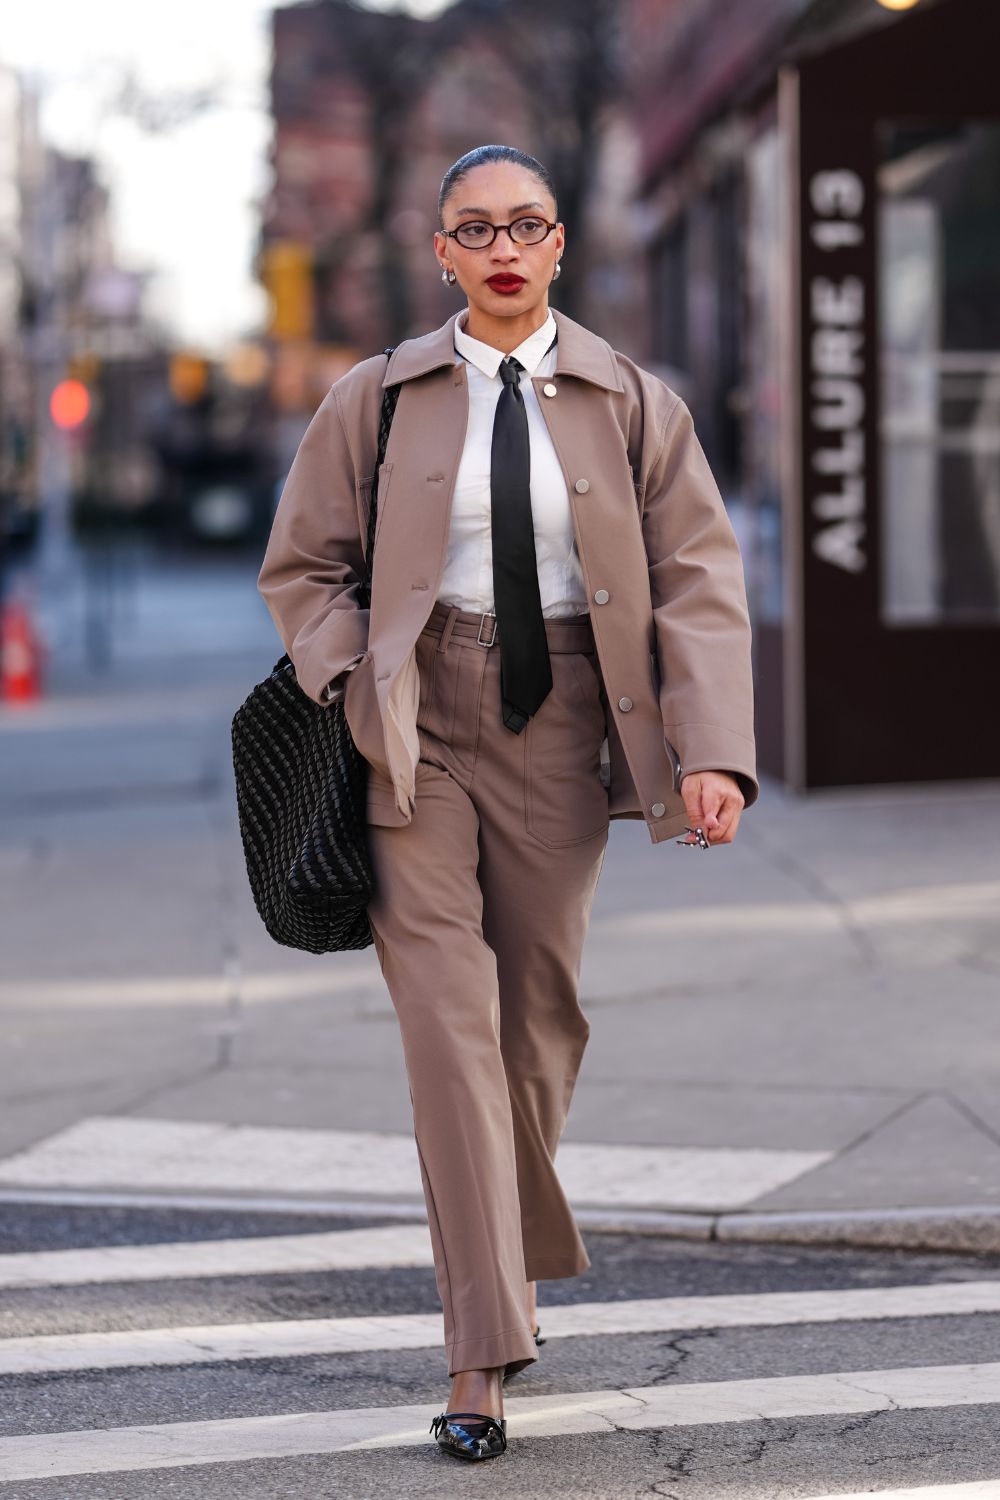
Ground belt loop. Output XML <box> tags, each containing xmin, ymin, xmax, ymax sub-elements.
<box><xmin>437</xmin><ymin>605</ymin><xmax>460</xmax><ymax>653</ymax></box>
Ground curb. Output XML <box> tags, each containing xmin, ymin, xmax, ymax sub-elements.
<box><xmin>3</xmin><ymin>1187</ymin><xmax>1000</xmax><ymax>1255</ymax></box>
<box><xmin>712</xmin><ymin>1205</ymin><xmax>1000</xmax><ymax>1255</ymax></box>
<box><xmin>576</xmin><ymin>1204</ymin><xmax>1000</xmax><ymax>1255</ymax></box>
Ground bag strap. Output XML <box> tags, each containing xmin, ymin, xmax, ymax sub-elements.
<box><xmin>359</xmin><ymin>347</ymin><xmax>400</xmax><ymax>606</ymax></box>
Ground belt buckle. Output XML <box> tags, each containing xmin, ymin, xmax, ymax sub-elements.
<box><xmin>477</xmin><ymin>611</ymin><xmax>497</xmax><ymax>647</ymax></box>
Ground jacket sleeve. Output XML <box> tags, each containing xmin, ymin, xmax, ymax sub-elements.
<box><xmin>257</xmin><ymin>383</ymin><xmax>370</xmax><ymax>705</ymax></box>
<box><xmin>641</xmin><ymin>391</ymin><xmax>759</xmax><ymax>808</ymax></box>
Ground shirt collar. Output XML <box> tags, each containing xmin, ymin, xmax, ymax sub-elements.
<box><xmin>454</xmin><ymin>308</ymin><xmax>557</xmax><ymax>379</ymax></box>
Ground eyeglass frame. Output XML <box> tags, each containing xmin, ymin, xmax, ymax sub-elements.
<box><xmin>440</xmin><ymin>216</ymin><xmax>560</xmax><ymax>250</ymax></box>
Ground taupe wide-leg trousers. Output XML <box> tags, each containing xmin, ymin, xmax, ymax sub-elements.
<box><xmin>365</xmin><ymin>599</ymin><xmax>610</xmax><ymax>1377</ymax></box>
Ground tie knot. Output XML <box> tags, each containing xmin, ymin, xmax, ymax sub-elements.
<box><xmin>499</xmin><ymin>357</ymin><xmax>523</xmax><ymax>386</ymax></box>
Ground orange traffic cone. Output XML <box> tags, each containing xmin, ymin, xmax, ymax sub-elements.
<box><xmin>1</xmin><ymin>600</ymin><xmax>44</xmax><ymax>704</ymax></box>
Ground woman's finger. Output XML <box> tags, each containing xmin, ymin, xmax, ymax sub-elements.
<box><xmin>681</xmin><ymin>778</ymin><xmax>705</xmax><ymax>828</ymax></box>
<box><xmin>700</xmin><ymin>782</ymin><xmax>724</xmax><ymax>833</ymax></box>
<box><xmin>710</xmin><ymin>796</ymin><xmax>743</xmax><ymax>843</ymax></box>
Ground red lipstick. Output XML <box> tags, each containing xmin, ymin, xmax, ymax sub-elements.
<box><xmin>486</xmin><ymin>274</ymin><xmax>526</xmax><ymax>294</ymax></box>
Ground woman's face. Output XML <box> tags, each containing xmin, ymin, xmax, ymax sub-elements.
<box><xmin>434</xmin><ymin>162</ymin><xmax>564</xmax><ymax>317</ymax></box>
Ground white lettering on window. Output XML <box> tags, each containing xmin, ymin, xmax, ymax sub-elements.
<box><xmin>807</xmin><ymin>174</ymin><xmax>866</xmax><ymax>573</ymax></box>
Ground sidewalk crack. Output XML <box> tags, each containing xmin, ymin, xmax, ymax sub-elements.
<box><xmin>943</xmin><ymin>1091</ymin><xmax>1000</xmax><ymax>1152</ymax></box>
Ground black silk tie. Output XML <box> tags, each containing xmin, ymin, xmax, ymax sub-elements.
<box><xmin>491</xmin><ymin>354</ymin><xmax>553</xmax><ymax>732</ymax></box>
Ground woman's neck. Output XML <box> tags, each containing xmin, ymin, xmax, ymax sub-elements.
<box><xmin>460</xmin><ymin>304</ymin><xmax>550</xmax><ymax>354</ymax></box>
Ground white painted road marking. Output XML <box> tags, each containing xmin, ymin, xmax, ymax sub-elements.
<box><xmin>0</xmin><ymin>1115</ymin><xmax>830</xmax><ymax>1211</ymax></box>
<box><xmin>2</xmin><ymin>1363</ymin><xmax>1000</xmax><ymax>1480</ymax></box>
<box><xmin>4</xmin><ymin>1279</ymin><xmax>1000</xmax><ymax>1375</ymax></box>
<box><xmin>802</xmin><ymin>1484</ymin><xmax>1000</xmax><ymax>1499</ymax></box>
<box><xmin>0</xmin><ymin>1224</ymin><xmax>435</xmax><ymax>1289</ymax></box>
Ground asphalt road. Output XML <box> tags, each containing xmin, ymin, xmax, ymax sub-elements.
<box><xmin>2</xmin><ymin>1201</ymin><xmax>1000</xmax><ymax>1497</ymax></box>
<box><xmin>4</xmin><ymin>555</ymin><xmax>1000</xmax><ymax>1497</ymax></box>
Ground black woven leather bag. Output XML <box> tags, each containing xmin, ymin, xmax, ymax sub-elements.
<box><xmin>231</xmin><ymin>351</ymin><xmax>400</xmax><ymax>953</ymax></box>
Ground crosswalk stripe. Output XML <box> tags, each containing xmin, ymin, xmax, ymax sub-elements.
<box><xmin>0</xmin><ymin>1225</ymin><xmax>435</xmax><ymax>1289</ymax></box>
<box><xmin>0</xmin><ymin>1115</ymin><xmax>830</xmax><ymax>1210</ymax></box>
<box><xmin>802</xmin><ymin>1485</ymin><xmax>1000</xmax><ymax>1499</ymax></box>
<box><xmin>4</xmin><ymin>1280</ymin><xmax>1000</xmax><ymax>1376</ymax></box>
<box><xmin>1</xmin><ymin>1363</ymin><xmax>999</xmax><ymax>1480</ymax></box>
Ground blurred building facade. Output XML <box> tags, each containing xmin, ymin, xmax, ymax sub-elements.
<box><xmin>626</xmin><ymin>0</ymin><xmax>1000</xmax><ymax>789</ymax></box>
<box><xmin>0</xmin><ymin>62</ymin><xmax>35</xmax><ymax>565</ymax></box>
<box><xmin>0</xmin><ymin>69</ymin><xmax>168</xmax><ymax>580</ymax></box>
<box><xmin>258</xmin><ymin>0</ymin><xmax>999</xmax><ymax>792</ymax></box>
<box><xmin>0</xmin><ymin>63</ymin><xmax>278</xmax><ymax>580</ymax></box>
<box><xmin>260</xmin><ymin>0</ymin><xmax>647</xmax><ymax>425</ymax></box>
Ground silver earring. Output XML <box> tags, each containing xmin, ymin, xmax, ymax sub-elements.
<box><xmin>441</xmin><ymin>267</ymin><xmax>457</xmax><ymax>285</ymax></box>
<box><xmin>553</xmin><ymin>260</ymin><xmax>562</xmax><ymax>279</ymax></box>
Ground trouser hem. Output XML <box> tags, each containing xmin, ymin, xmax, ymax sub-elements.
<box><xmin>446</xmin><ymin>1324</ymin><xmax>539</xmax><ymax>1377</ymax></box>
<box><xmin>524</xmin><ymin>1248</ymin><xmax>591</xmax><ymax>1281</ymax></box>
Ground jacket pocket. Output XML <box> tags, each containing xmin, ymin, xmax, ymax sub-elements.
<box><xmin>371</xmin><ymin>461</ymin><xmax>393</xmax><ymax>548</ymax></box>
<box><xmin>356</xmin><ymin>463</ymin><xmax>393</xmax><ymax>555</ymax></box>
<box><xmin>633</xmin><ymin>473</ymin><xmax>646</xmax><ymax>517</ymax></box>
<box><xmin>356</xmin><ymin>474</ymin><xmax>375</xmax><ymax>552</ymax></box>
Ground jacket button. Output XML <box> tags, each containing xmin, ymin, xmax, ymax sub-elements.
<box><xmin>593</xmin><ymin>588</ymin><xmax>610</xmax><ymax>604</ymax></box>
<box><xmin>618</xmin><ymin>696</ymin><xmax>633</xmax><ymax>711</ymax></box>
<box><xmin>575</xmin><ymin>478</ymin><xmax>590</xmax><ymax>493</ymax></box>
<box><xmin>651</xmin><ymin>802</ymin><xmax>666</xmax><ymax>817</ymax></box>
<box><xmin>542</xmin><ymin>382</ymin><xmax>557</xmax><ymax>397</ymax></box>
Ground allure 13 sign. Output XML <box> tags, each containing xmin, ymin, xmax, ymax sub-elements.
<box><xmin>806</xmin><ymin>169</ymin><xmax>867</xmax><ymax>575</ymax></box>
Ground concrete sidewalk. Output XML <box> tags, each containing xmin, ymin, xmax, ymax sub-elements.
<box><xmin>2</xmin><ymin>555</ymin><xmax>999</xmax><ymax>1253</ymax></box>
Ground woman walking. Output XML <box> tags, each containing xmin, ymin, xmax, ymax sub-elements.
<box><xmin>257</xmin><ymin>143</ymin><xmax>758</xmax><ymax>1462</ymax></box>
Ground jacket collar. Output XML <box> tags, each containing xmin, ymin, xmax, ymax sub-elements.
<box><xmin>453</xmin><ymin>306</ymin><xmax>556</xmax><ymax>379</ymax></box>
<box><xmin>382</xmin><ymin>306</ymin><xmax>624</xmax><ymax>394</ymax></box>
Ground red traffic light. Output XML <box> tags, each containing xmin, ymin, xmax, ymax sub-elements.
<box><xmin>50</xmin><ymin>379</ymin><xmax>90</xmax><ymax>430</ymax></box>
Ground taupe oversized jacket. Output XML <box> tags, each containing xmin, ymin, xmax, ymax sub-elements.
<box><xmin>258</xmin><ymin>306</ymin><xmax>758</xmax><ymax>845</ymax></box>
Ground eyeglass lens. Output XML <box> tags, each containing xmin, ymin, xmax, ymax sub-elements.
<box><xmin>455</xmin><ymin>217</ymin><xmax>550</xmax><ymax>248</ymax></box>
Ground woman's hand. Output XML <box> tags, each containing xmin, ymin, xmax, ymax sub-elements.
<box><xmin>678</xmin><ymin>770</ymin><xmax>745</xmax><ymax>846</ymax></box>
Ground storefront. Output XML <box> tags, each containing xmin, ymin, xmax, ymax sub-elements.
<box><xmin>637</xmin><ymin>0</ymin><xmax>1000</xmax><ymax>788</ymax></box>
<box><xmin>769</xmin><ymin>0</ymin><xmax>1000</xmax><ymax>786</ymax></box>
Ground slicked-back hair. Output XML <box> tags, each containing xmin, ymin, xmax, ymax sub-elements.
<box><xmin>438</xmin><ymin>145</ymin><xmax>558</xmax><ymax>227</ymax></box>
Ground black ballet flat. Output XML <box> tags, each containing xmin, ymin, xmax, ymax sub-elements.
<box><xmin>502</xmin><ymin>1322</ymin><xmax>546</xmax><ymax>1384</ymax></box>
<box><xmin>429</xmin><ymin>1410</ymin><xmax>508</xmax><ymax>1460</ymax></box>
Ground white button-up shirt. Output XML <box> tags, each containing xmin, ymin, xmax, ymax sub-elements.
<box><xmin>441</xmin><ymin>307</ymin><xmax>588</xmax><ymax>618</ymax></box>
<box><xmin>324</xmin><ymin>308</ymin><xmax>586</xmax><ymax>701</ymax></box>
